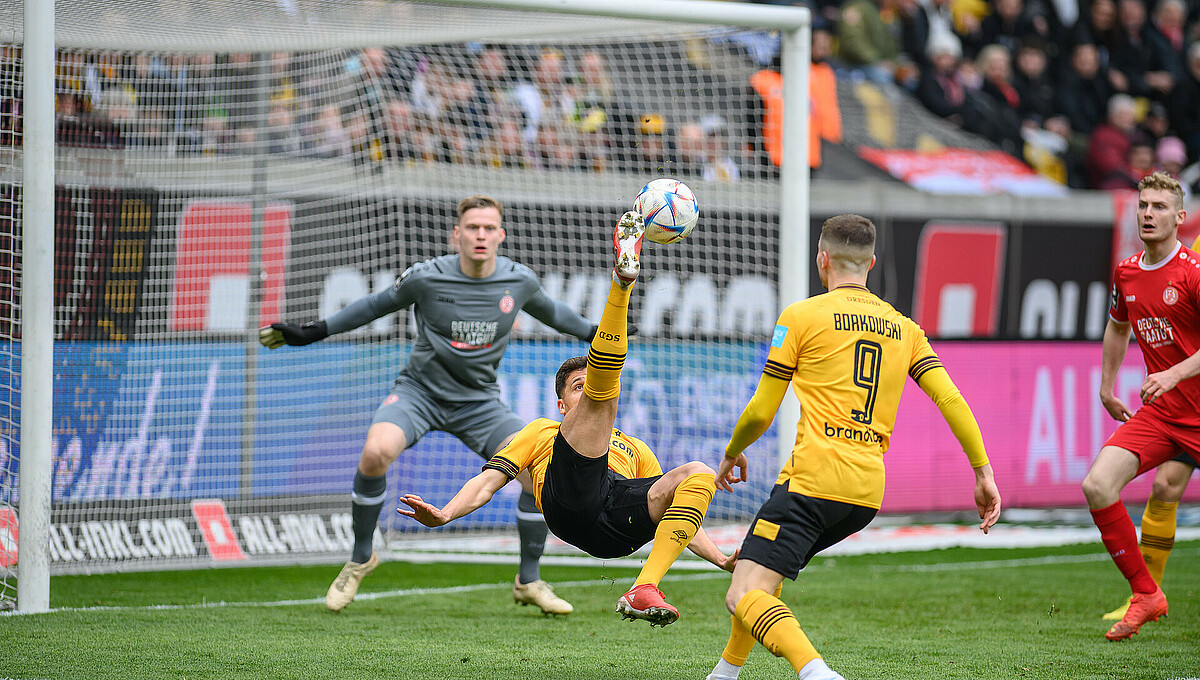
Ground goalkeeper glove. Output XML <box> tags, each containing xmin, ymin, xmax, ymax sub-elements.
<box><xmin>586</xmin><ymin>323</ymin><xmax>638</xmax><ymax>342</ymax></box>
<box><xmin>258</xmin><ymin>321</ymin><xmax>328</xmax><ymax>349</ymax></box>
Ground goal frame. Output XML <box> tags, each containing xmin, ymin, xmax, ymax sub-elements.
<box><xmin>13</xmin><ymin>0</ymin><xmax>811</xmax><ymax>614</ymax></box>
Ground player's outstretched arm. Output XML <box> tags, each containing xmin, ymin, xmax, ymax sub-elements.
<box><xmin>398</xmin><ymin>469</ymin><xmax>509</xmax><ymax>527</ymax></box>
<box><xmin>973</xmin><ymin>463</ymin><xmax>1002</xmax><ymax>533</ymax></box>
<box><xmin>258</xmin><ymin>321</ymin><xmax>328</xmax><ymax>349</ymax></box>
<box><xmin>718</xmin><ymin>375</ymin><xmax>789</xmax><ymax>491</ymax></box>
<box><xmin>686</xmin><ymin>526</ymin><xmax>739</xmax><ymax>572</ymax></box>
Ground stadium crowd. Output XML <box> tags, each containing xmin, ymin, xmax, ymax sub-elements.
<box><xmin>3</xmin><ymin>0</ymin><xmax>1200</xmax><ymax>190</ymax></box>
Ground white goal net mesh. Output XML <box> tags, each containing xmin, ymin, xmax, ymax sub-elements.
<box><xmin>4</xmin><ymin>1</ymin><xmax>798</xmax><ymax>578</ymax></box>
<box><xmin>0</xmin><ymin>32</ymin><xmax>18</xmax><ymax>605</ymax></box>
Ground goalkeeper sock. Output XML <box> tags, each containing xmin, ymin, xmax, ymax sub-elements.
<box><xmin>1140</xmin><ymin>497</ymin><xmax>1178</xmax><ymax>586</ymax></box>
<box><xmin>719</xmin><ymin>583</ymin><xmax>782</xmax><ymax>669</ymax></box>
<box><xmin>584</xmin><ymin>280</ymin><xmax>630</xmax><ymax>402</ymax></box>
<box><xmin>635</xmin><ymin>472</ymin><xmax>716</xmax><ymax>586</ymax></box>
<box><xmin>516</xmin><ymin>490</ymin><xmax>548</xmax><ymax>584</ymax></box>
<box><xmin>734</xmin><ymin>589</ymin><xmax>820</xmax><ymax>674</ymax></box>
<box><xmin>1091</xmin><ymin>501</ymin><xmax>1157</xmax><ymax>594</ymax></box>
<box><xmin>350</xmin><ymin>470</ymin><xmax>387</xmax><ymax>564</ymax></box>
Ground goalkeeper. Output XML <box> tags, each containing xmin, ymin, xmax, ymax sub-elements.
<box><xmin>399</xmin><ymin>211</ymin><xmax>737</xmax><ymax>627</ymax></box>
<box><xmin>260</xmin><ymin>195</ymin><xmax>595</xmax><ymax>615</ymax></box>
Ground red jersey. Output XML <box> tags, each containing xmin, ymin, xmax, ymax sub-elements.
<box><xmin>1109</xmin><ymin>240</ymin><xmax>1200</xmax><ymax>425</ymax></box>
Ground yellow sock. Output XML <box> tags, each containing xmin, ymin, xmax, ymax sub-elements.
<box><xmin>734</xmin><ymin>589</ymin><xmax>820</xmax><ymax>674</ymax></box>
<box><xmin>1140</xmin><ymin>497</ymin><xmax>1178</xmax><ymax>586</ymax></box>
<box><xmin>584</xmin><ymin>280</ymin><xmax>630</xmax><ymax>402</ymax></box>
<box><xmin>720</xmin><ymin>584</ymin><xmax>782</xmax><ymax>666</ymax></box>
<box><xmin>634</xmin><ymin>472</ymin><xmax>716</xmax><ymax>586</ymax></box>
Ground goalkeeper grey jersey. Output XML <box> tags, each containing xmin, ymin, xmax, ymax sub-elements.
<box><xmin>324</xmin><ymin>254</ymin><xmax>591</xmax><ymax>402</ymax></box>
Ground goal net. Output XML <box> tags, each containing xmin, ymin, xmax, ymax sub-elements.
<box><xmin>2</xmin><ymin>0</ymin><xmax>807</xmax><ymax>585</ymax></box>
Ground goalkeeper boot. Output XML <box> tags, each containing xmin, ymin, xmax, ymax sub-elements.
<box><xmin>612</xmin><ymin>211</ymin><xmax>645</xmax><ymax>289</ymax></box>
<box><xmin>1102</xmin><ymin>595</ymin><xmax>1132</xmax><ymax>621</ymax></box>
<box><xmin>616</xmin><ymin>583</ymin><xmax>679</xmax><ymax>627</ymax></box>
<box><xmin>513</xmin><ymin>577</ymin><xmax>574</xmax><ymax>615</ymax></box>
<box><xmin>325</xmin><ymin>551</ymin><xmax>378</xmax><ymax>612</ymax></box>
<box><xmin>1105</xmin><ymin>586</ymin><xmax>1168</xmax><ymax>641</ymax></box>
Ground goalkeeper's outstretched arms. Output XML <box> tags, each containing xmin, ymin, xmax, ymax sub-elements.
<box><xmin>258</xmin><ymin>281</ymin><xmax>409</xmax><ymax>349</ymax></box>
<box><xmin>397</xmin><ymin>469</ymin><xmax>509</xmax><ymax>527</ymax></box>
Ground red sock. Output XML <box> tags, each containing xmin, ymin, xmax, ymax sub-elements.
<box><xmin>1091</xmin><ymin>502</ymin><xmax>1157</xmax><ymax>594</ymax></box>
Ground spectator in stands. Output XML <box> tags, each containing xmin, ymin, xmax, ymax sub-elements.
<box><xmin>1099</xmin><ymin>135</ymin><xmax>1157</xmax><ymax>189</ymax></box>
<box><xmin>897</xmin><ymin>0</ymin><xmax>962</xmax><ymax>70</ymax></box>
<box><xmin>535</xmin><ymin>120</ymin><xmax>584</xmax><ymax>171</ymax></box>
<box><xmin>219</xmin><ymin>53</ymin><xmax>259</xmax><ymax>149</ymax></box>
<box><xmin>1111</xmin><ymin>0</ymin><xmax>1179</xmax><ymax>101</ymax></box>
<box><xmin>266</xmin><ymin>100</ymin><xmax>300</xmax><ymax>155</ymax></box>
<box><xmin>617</xmin><ymin>111</ymin><xmax>679</xmax><ymax>176</ymax></box>
<box><xmin>1022</xmin><ymin>114</ymin><xmax>1078</xmax><ymax>186</ymax></box>
<box><xmin>1140</xmin><ymin>101</ymin><xmax>1172</xmax><ymax>142</ymax></box>
<box><xmin>836</xmin><ymin>0</ymin><xmax>899</xmax><ymax>83</ymax></box>
<box><xmin>1071</xmin><ymin>0</ymin><xmax>1122</xmax><ymax>86</ymax></box>
<box><xmin>479</xmin><ymin>118</ymin><xmax>531</xmax><ymax>169</ymax></box>
<box><xmin>1151</xmin><ymin>0</ymin><xmax>1189</xmax><ymax>63</ymax></box>
<box><xmin>746</xmin><ymin>25</ymin><xmax>843</xmax><ymax>176</ymax></box>
<box><xmin>1169</xmin><ymin>42</ymin><xmax>1200</xmax><ymax>159</ymax></box>
<box><xmin>1013</xmin><ymin>37</ymin><xmax>1058</xmax><ymax>124</ymax></box>
<box><xmin>974</xmin><ymin>44</ymin><xmax>1025</xmax><ymax>152</ymax></box>
<box><xmin>1086</xmin><ymin>93</ymin><xmax>1139</xmax><ymax>187</ymax></box>
<box><xmin>570</xmin><ymin>50</ymin><xmax>618</xmax><ymax>172</ymax></box>
<box><xmin>383</xmin><ymin>99</ymin><xmax>420</xmax><ymax>163</ymax></box>
<box><xmin>1057</xmin><ymin>42</ymin><xmax>1111</xmax><ymax>137</ymax></box>
<box><xmin>470</xmin><ymin>46</ymin><xmax>522</xmax><ymax>133</ymax></box>
<box><xmin>410</xmin><ymin>57</ymin><xmax>477</xmax><ymax>163</ymax></box>
<box><xmin>513</xmin><ymin>49</ymin><xmax>574</xmax><ymax>151</ymax></box>
<box><xmin>916</xmin><ymin>32</ymin><xmax>981</xmax><ymax>132</ymax></box>
<box><xmin>1156</xmin><ymin>135</ymin><xmax>1189</xmax><ymax>178</ymax></box>
<box><xmin>696</xmin><ymin>114</ymin><xmax>741</xmax><ymax>182</ymax></box>
<box><xmin>310</xmin><ymin>103</ymin><xmax>351</xmax><ymax>158</ymax></box>
<box><xmin>976</xmin><ymin>0</ymin><xmax>1051</xmax><ymax>58</ymax></box>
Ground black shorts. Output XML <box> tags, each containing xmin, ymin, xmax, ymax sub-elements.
<box><xmin>540</xmin><ymin>433</ymin><xmax>661</xmax><ymax>559</ymax></box>
<box><xmin>740</xmin><ymin>484</ymin><xmax>877</xmax><ymax>580</ymax></box>
<box><xmin>1171</xmin><ymin>453</ymin><xmax>1200</xmax><ymax>468</ymax></box>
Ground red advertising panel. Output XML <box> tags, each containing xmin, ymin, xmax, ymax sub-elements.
<box><xmin>912</xmin><ymin>223</ymin><xmax>1006</xmax><ymax>337</ymax></box>
<box><xmin>0</xmin><ymin>507</ymin><xmax>16</xmax><ymax>568</ymax></box>
<box><xmin>191</xmin><ymin>499</ymin><xmax>248</xmax><ymax>562</ymax></box>
<box><xmin>170</xmin><ymin>200</ymin><xmax>291</xmax><ymax>331</ymax></box>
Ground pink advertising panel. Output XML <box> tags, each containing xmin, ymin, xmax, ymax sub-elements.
<box><xmin>883</xmin><ymin>342</ymin><xmax>1200</xmax><ymax>513</ymax></box>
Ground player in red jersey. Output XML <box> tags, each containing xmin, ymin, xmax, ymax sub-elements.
<box><xmin>1082</xmin><ymin>171</ymin><xmax>1200</xmax><ymax>641</ymax></box>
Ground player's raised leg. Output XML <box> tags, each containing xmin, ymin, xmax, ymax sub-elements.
<box><xmin>617</xmin><ymin>461</ymin><xmax>716</xmax><ymax>627</ymax></box>
<box><xmin>1083</xmin><ymin>446</ymin><xmax>1169</xmax><ymax>640</ymax></box>
<box><xmin>1101</xmin><ymin>457</ymin><xmax>1192</xmax><ymax>620</ymax></box>
<box><xmin>326</xmin><ymin>422</ymin><xmax>405</xmax><ymax>612</ymax></box>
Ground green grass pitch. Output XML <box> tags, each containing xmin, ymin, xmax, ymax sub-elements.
<box><xmin>3</xmin><ymin>541</ymin><xmax>1197</xmax><ymax>680</ymax></box>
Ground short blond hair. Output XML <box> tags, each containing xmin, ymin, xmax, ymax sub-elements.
<box><xmin>457</xmin><ymin>195</ymin><xmax>503</xmax><ymax>220</ymax></box>
<box><xmin>1138</xmin><ymin>171</ymin><xmax>1184</xmax><ymax>210</ymax></box>
<box><xmin>819</xmin><ymin>214</ymin><xmax>876</xmax><ymax>273</ymax></box>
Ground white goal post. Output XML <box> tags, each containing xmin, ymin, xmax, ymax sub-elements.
<box><xmin>4</xmin><ymin>0</ymin><xmax>811</xmax><ymax>614</ymax></box>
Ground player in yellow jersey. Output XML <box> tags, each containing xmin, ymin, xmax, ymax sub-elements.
<box><xmin>399</xmin><ymin>211</ymin><xmax>736</xmax><ymax>626</ymax></box>
<box><xmin>705</xmin><ymin>214</ymin><xmax>1002</xmax><ymax>680</ymax></box>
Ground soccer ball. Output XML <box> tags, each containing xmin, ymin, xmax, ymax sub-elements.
<box><xmin>634</xmin><ymin>178</ymin><xmax>699</xmax><ymax>244</ymax></box>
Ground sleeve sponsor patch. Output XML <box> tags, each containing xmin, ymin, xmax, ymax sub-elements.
<box><xmin>771</xmin><ymin>324</ymin><xmax>788</xmax><ymax>348</ymax></box>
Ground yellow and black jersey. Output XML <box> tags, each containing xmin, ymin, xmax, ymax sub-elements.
<box><xmin>483</xmin><ymin>418</ymin><xmax>663</xmax><ymax>511</ymax></box>
<box><xmin>759</xmin><ymin>284</ymin><xmax>986</xmax><ymax>509</ymax></box>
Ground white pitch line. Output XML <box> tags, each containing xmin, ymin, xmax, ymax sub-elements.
<box><xmin>11</xmin><ymin>549</ymin><xmax>1194</xmax><ymax>617</ymax></box>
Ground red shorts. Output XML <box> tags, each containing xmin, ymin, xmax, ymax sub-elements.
<box><xmin>1105</xmin><ymin>409</ymin><xmax>1200</xmax><ymax>476</ymax></box>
